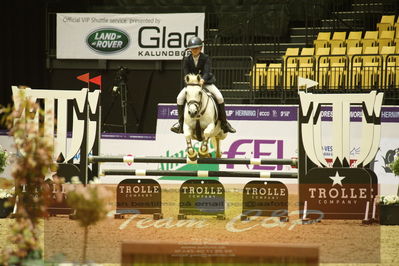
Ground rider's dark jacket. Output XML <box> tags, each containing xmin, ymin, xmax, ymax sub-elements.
<box><xmin>183</xmin><ymin>53</ymin><xmax>216</xmax><ymax>84</ymax></box>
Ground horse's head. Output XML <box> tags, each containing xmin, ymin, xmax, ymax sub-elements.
<box><xmin>185</xmin><ymin>74</ymin><xmax>203</xmax><ymax>118</ymax></box>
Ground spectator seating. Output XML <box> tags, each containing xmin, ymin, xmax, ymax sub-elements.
<box><xmin>361</xmin><ymin>31</ymin><xmax>379</xmax><ymax>49</ymax></box>
<box><xmin>376</xmin><ymin>15</ymin><xmax>396</xmax><ymax>35</ymax></box>
<box><xmin>377</xmin><ymin>30</ymin><xmax>395</xmax><ymax>48</ymax></box>
<box><xmin>329</xmin><ymin>32</ymin><xmax>346</xmax><ymax>50</ymax></box>
<box><xmin>283</xmin><ymin>48</ymin><xmax>300</xmax><ymax>89</ymax></box>
<box><xmin>251</xmin><ymin>15</ymin><xmax>399</xmax><ymax>91</ymax></box>
<box><xmin>328</xmin><ymin>47</ymin><xmax>347</xmax><ymax>89</ymax></box>
<box><xmin>361</xmin><ymin>46</ymin><xmax>381</xmax><ymax>89</ymax></box>
<box><xmin>315</xmin><ymin>47</ymin><xmax>330</xmax><ymax>88</ymax></box>
<box><xmin>345</xmin><ymin>31</ymin><xmax>363</xmax><ymax>49</ymax></box>
<box><xmin>313</xmin><ymin>32</ymin><xmax>330</xmax><ymax>51</ymax></box>
<box><xmin>380</xmin><ymin>46</ymin><xmax>397</xmax><ymax>88</ymax></box>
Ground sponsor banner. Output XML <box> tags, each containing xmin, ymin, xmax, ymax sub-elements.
<box><xmin>57</xmin><ymin>13</ymin><xmax>204</xmax><ymax>60</ymax></box>
<box><xmin>159</xmin><ymin>104</ymin><xmax>399</xmax><ymax>123</ymax></box>
<box><xmin>158</xmin><ymin>104</ymin><xmax>298</xmax><ymax>121</ymax></box>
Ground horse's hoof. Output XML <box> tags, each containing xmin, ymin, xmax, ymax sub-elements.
<box><xmin>187</xmin><ymin>150</ymin><xmax>197</xmax><ymax>161</ymax></box>
<box><xmin>198</xmin><ymin>151</ymin><xmax>211</xmax><ymax>158</ymax></box>
<box><xmin>188</xmin><ymin>155</ymin><xmax>197</xmax><ymax>161</ymax></box>
<box><xmin>198</xmin><ymin>148</ymin><xmax>209</xmax><ymax>158</ymax></box>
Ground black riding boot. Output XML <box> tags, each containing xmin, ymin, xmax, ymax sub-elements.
<box><xmin>170</xmin><ymin>104</ymin><xmax>184</xmax><ymax>134</ymax></box>
<box><xmin>218</xmin><ymin>103</ymin><xmax>236</xmax><ymax>133</ymax></box>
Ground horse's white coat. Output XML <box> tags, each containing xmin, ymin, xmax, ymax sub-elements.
<box><xmin>183</xmin><ymin>74</ymin><xmax>227</xmax><ymax>159</ymax></box>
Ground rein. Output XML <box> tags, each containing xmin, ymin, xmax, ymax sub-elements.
<box><xmin>186</xmin><ymin>84</ymin><xmax>210</xmax><ymax>119</ymax></box>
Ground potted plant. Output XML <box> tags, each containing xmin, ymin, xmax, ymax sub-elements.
<box><xmin>379</xmin><ymin>153</ymin><xmax>399</xmax><ymax>225</ymax></box>
<box><xmin>0</xmin><ymin>146</ymin><xmax>14</xmax><ymax>218</ymax></box>
<box><xmin>0</xmin><ymin>187</ymin><xmax>14</xmax><ymax>218</ymax></box>
<box><xmin>0</xmin><ymin>145</ymin><xmax>8</xmax><ymax>174</ymax></box>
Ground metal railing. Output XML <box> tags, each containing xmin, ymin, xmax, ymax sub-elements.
<box><xmin>212</xmin><ymin>56</ymin><xmax>254</xmax><ymax>102</ymax></box>
<box><xmin>246</xmin><ymin>53</ymin><xmax>399</xmax><ymax>103</ymax></box>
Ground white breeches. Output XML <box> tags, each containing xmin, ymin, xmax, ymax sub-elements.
<box><xmin>176</xmin><ymin>84</ymin><xmax>224</xmax><ymax>105</ymax></box>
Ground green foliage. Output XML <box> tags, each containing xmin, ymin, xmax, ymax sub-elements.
<box><xmin>1</xmin><ymin>218</ymin><xmax>43</xmax><ymax>265</ymax></box>
<box><xmin>390</xmin><ymin>156</ymin><xmax>399</xmax><ymax>176</ymax></box>
<box><xmin>0</xmin><ymin>146</ymin><xmax>8</xmax><ymax>174</ymax></box>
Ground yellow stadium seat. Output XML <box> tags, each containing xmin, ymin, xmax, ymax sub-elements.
<box><xmin>377</xmin><ymin>31</ymin><xmax>395</xmax><ymax>48</ymax></box>
<box><xmin>361</xmin><ymin>31</ymin><xmax>379</xmax><ymax>49</ymax></box>
<box><xmin>265</xmin><ymin>63</ymin><xmax>282</xmax><ymax>89</ymax></box>
<box><xmin>395</xmin><ymin>17</ymin><xmax>399</xmax><ymax>40</ymax></box>
<box><xmin>328</xmin><ymin>47</ymin><xmax>347</xmax><ymax>89</ymax></box>
<box><xmin>377</xmin><ymin>15</ymin><xmax>396</xmax><ymax>35</ymax></box>
<box><xmin>283</xmin><ymin>48</ymin><xmax>300</xmax><ymax>89</ymax></box>
<box><xmin>298</xmin><ymin>47</ymin><xmax>314</xmax><ymax>64</ymax></box>
<box><xmin>348</xmin><ymin>47</ymin><xmax>363</xmax><ymax>89</ymax></box>
<box><xmin>297</xmin><ymin>48</ymin><xmax>315</xmax><ymax>83</ymax></box>
<box><xmin>316</xmin><ymin>47</ymin><xmax>330</xmax><ymax>88</ymax></box>
<box><xmin>283</xmin><ymin>48</ymin><xmax>300</xmax><ymax>63</ymax></box>
<box><xmin>329</xmin><ymin>32</ymin><xmax>346</xmax><ymax>50</ymax></box>
<box><xmin>251</xmin><ymin>63</ymin><xmax>267</xmax><ymax>90</ymax></box>
<box><xmin>380</xmin><ymin>46</ymin><xmax>396</xmax><ymax>88</ymax></box>
<box><xmin>345</xmin><ymin>31</ymin><xmax>362</xmax><ymax>49</ymax></box>
<box><xmin>313</xmin><ymin>32</ymin><xmax>330</xmax><ymax>51</ymax></box>
<box><xmin>361</xmin><ymin>46</ymin><xmax>381</xmax><ymax>89</ymax></box>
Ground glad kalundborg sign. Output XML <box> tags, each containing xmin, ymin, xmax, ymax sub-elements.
<box><xmin>57</xmin><ymin>13</ymin><xmax>204</xmax><ymax>60</ymax></box>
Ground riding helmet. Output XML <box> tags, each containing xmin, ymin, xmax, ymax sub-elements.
<box><xmin>187</xmin><ymin>37</ymin><xmax>203</xmax><ymax>48</ymax></box>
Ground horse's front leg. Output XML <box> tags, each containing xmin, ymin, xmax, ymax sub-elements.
<box><xmin>199</xmin><ymin>123</ymin><xmax>215</xmax><ymax>157</ymax></box>
<box><xmin>184</xmin><ymin>124</ymin><xmax>197</xmax><ymax>160</ymax></box>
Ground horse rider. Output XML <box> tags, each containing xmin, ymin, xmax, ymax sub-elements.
<box><xmin>171</xmin><ymin>36</ymin><xmax>236</xmax><ymax>134</ymax></box>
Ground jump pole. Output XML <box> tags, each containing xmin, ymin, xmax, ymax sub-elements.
<box><xmin>89</xmin><ymin>155</ymin><xmax>298</xmax><ymax>166</ymax></box>
<box><xmin>101</xmin><ymin>169</ymin><xmax>298</xmax><ymax>178</ymax></box>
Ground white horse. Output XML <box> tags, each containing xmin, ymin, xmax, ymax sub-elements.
<box><xmin>183</xmin><ymin>74</ymin><xmax>227</xmax><ymax>160</ymax></box>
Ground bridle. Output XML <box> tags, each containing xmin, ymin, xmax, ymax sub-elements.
<box><xmin>186</xmin><ymin>84</ymin><xmax>210</xmax><ymax>118</ymax></box>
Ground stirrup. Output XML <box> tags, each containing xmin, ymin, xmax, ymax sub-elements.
<box><xmin>221</xmin><ymin>121</ymin><xmax>236</xmax><ymax>133</ymax></box>
<box><xmin>171</xmin><ymin>123</ymin><xmax>183</xmax><ymax>134</ymax></box>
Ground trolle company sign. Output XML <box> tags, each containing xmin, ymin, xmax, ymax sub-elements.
<box><xmin>116</xmin><ymin>179</ymin><xmax>162</xmax><ymax>215</ymax></box>
<box><xmin>57</xmin><ymin>13</ymin><xmax>205</xmax><ymax>60</ymax></box>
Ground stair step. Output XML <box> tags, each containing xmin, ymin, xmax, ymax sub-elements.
<box><xmin>289</xmin><ymin>35</ymin><xmax>317</xmax><ymax>43</ymax></box>
<box><xmin>352</xmin><ymin>3</ymin><xmax>383</xmax><ymax>11</ymax></box>
<box><xmin>321</xmin><ymin>19</ymin><xmax>363</xmax><ymax>30</ymax></box>
<box><xmin>290</xmin><ymin>27</ymin><xmax>340</xmax><ymax>35</ymax></box>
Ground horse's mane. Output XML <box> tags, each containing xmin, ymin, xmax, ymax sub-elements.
<box><xmin>185</xmin><ymin>74</ymin><xmax>201</xmax><ymax>85</ymax></box>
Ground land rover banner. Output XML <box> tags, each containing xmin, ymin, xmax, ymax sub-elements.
<box><xmin>56</xmin><ymin>13</ymin><xmax>205</xmax><ymax>60</ymax></box>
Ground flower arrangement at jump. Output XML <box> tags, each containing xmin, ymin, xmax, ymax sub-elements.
<box><xmin>378</xmin><ymin>152</ymin><xmax>399</xmax><ymax>225</ymax></box>
<box><xmin>0</xmin><ymin>145</ymin><xmax>16</xmax><ymax>219</ymax></box>
<box><xmin>0</xmin><ymin>186</ymin><xmax>14</xmax><ymax>200</ymax></box>
<box><xmin>0</xmin><ymin>145</ymin><xmax>9</xmax><ymax>175</ymax></box>
<box><xmin>380</xmin><ymin>151</ymin><xmax>399</xmax><ymax>205</ymax></box>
